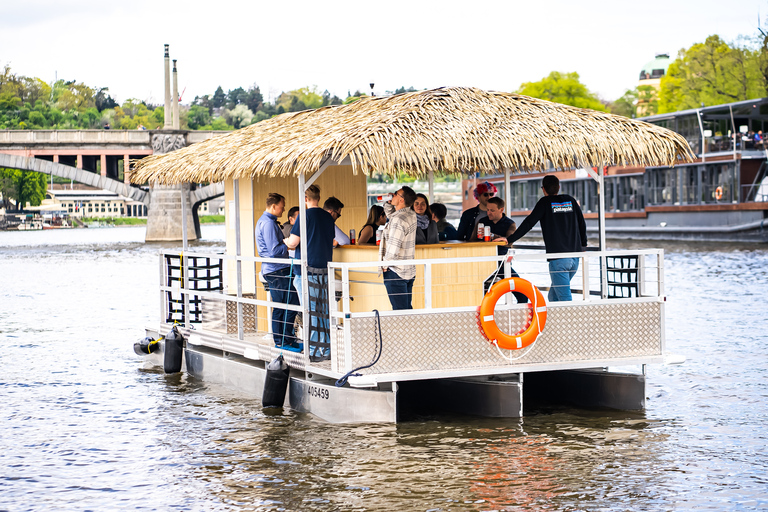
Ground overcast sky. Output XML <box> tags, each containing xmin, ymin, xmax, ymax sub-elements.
<box><xmin>2</xmin><ymin>0</ymin><xmax>766</xmax><ymax>106</ymax></box>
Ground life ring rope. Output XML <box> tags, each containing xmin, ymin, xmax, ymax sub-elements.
<box><xmin>479</xmin><ymin>277</ymin><xmax>547</xmax><ymax>351</ymax></box>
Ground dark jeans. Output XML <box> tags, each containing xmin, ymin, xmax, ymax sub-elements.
<box><xmin>264</xmin><ymin>266</ymin><xmax>299</xmax><ymax>346</ymax></box>
<box><xmin>383</xmin><ymin>269</ymin><xmax>414</xmax><ymax>310</ymax></box>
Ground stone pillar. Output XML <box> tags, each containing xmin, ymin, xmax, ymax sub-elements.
<box><xmin>172</xmin><ymin>60</ymin><xmax>180</xmax><ymax>130</ymax></box>
<box><xmin>76</xmin><ymin>154</ymin><xmax>83</xmax><ymax>168</ymax></box>
<box><xmin>145</xmin><ymin>182</ymin><xmax>197</xmax><ymax>241</ymax></box>
<box><xmin>145</xmin><ymin>131</ymin><xmax>198</xmax><ymax>242</ymax></box>
<box><xmin>124</xmin><ymin>154</ymin><xmax>131</xmax><ymax>184</ymax></box>
<box><xmin>163</xmin><ymin>45</ymin><xmax>172</xmax><ymax>129</ymax></box>
<box><xmin>100</xmin><ymin>154</ymin><xmax>107</xmax><ymax>177</ymax></box>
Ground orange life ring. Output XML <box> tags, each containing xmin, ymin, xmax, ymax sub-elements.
<box><xmin>715</xmin><ymin>186</ymin><xmax>723</xmax><ymax>200</ymax></box>
<box><xmin>479</xmin><ymin>277</ymin><xmax>547</xmax><ymax>350</ymax></box>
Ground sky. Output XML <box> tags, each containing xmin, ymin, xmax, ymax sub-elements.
<box><xmin>1</xmin><ymin>0</ymin><xmax>766</xmax><ymax>106</ymax></box>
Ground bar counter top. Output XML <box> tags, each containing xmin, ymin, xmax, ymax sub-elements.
<box><xmin>336</xmin><ymin>240</ymin><xmax>506</xmax><ymax>250</ymax></box>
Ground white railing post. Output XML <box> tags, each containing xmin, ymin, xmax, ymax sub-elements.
<box><xmin>342</xmin><ymin>265</ymin><xmax>352</xmax><ymax>372</ymax></box>
<box><xmin>233</xmin><ymin>179</ymin><xmax>243</xmax><ymax>341</ymax></box>
<box><xmin>424</xmin><ymin>262</ymin><xmax>432</xmax><ymax>309</ymax></box>
<box><xmin>581</xmin><ymin>253</ymin><xmax>590</xmax><ymax>301</ymax></box>
<box><xmin>657</xmin><ymin>250</ymin><xmax>665</xmax><ymax>298</ymax></box>
<box><xmin>159</xmin><ymin>251</ymin><xmax>166</xmax><ymax>324</ymax></box>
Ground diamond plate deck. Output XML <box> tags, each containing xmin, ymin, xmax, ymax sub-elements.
<box><xmin>345</xmin><ymin>301</ymin><xmax>663</xmax><ymax>375</ymax></box>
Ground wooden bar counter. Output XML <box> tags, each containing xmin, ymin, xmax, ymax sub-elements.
<box><xmin>333</xmin><ymin>241</ymin><xmax>505</xmax><ymax>312</ymax></box>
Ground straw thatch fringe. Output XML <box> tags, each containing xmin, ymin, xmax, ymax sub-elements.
<box><xmin>131</xmin><ymin>87</ymin><xmax>694</xmax><ymax>184</ymax></box>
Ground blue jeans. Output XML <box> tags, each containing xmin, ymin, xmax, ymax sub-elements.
<box><xmin>264</xmin><ymin>267</ymin><xmax>299</xmax><ymax>346</ymax></box>
<box><xmin>383</xmin><ymin>269</ymin><xmax>414</xmax><ymax>310</ymax></box>
<box><xmin>548</xmin><ymin>257</ymin><xmax>579</xmax><ymax>302</ymax></box>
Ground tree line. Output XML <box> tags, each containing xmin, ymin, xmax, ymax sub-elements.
<box><xmin>2</xmin><ymin>31</ymin><xmax>768</xmax><ymax>209</ymax></box>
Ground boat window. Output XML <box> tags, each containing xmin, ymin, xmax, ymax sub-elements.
<box><xmin>702</xmin><ymin>162</ymin><xmax>736</xmax><ymax>203</ymax></box>
<box><xmin>646</xmin><ymin>167</ymin><xmax>678</xmax><ymax>205</ymax></box>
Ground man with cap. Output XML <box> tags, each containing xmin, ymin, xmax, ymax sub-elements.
<box><xmin>457</xmin><ymin>181</ymin><xmax>498</xmax><ymax>241</ymax></box>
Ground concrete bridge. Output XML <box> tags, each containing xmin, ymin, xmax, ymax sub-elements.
<box><xmin>0</xmin><ymin>129</ymin><xmax>226</xmax><ymax>240</ymax></box>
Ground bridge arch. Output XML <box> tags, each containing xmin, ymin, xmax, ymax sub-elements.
<box><xmin>0</xmin><ymin>153</ymin><xmax>149</xmax><ymax>205</ymax></box>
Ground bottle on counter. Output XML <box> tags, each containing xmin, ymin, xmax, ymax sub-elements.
<box><xmin>483</xmin><ymin>225</ymin><xmax>491</xmax><ymax>242</ymax></box>
<box><xmin>477</xmin><ymin>223</ymin><xmax>484</xmax><ymax>241</ymax></box>
<box><xmin>376</xmin><ymin>226</ymin><xmax>383</xmax><ymax>245</ymax></box>
<box><xmin>349</xmin><ymin>228</ymin><xmax>356</xmax><ymax>245</ymax></box>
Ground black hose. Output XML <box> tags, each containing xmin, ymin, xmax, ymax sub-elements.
<box><xmin>335</xmin><ymin>309</ymin><xmax>383</xmax><ymax>387</ymax></box>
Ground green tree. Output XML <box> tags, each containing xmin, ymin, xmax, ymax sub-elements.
<box><xmin>187</xmin><ymin>104</ymin><xmax>212</xmax><ymax>129</ymax></box>
<box><xmin>210</xmin><ymin>117</ymin><xmax>233</xmax><ymax>130</ymax></box>
<box><xmin>517</xmin><ymin>71</ymin><xmax>606</xmax><ymax>111</ymax></box>
<box><xmin>609</xmin><ymin>85</ymin><xmax>658</xmax><ymax>118</ymax></box>
<box><xmin>223</xmin><ymin>104</ymin><xmax>253</xmax><ymax>128</ymax></box>
<box><xmin>0</xmin><ymin>168</ymin><xmax>47</xmax><ymax>209</ymax></box>
<box><xmin>212</xmin><ymin>86</ymin><xmax>226</xmax><ymax>108</ymax></box>
<box><xmin>245</xmin><ymin>85</ymin><xmax>263</xmax><ymax>112</ymax></box>
<box><xmin>95</xmin><ymin>87</ymin><xmax>118</xmax><ymax>111</ymax></box>
<box><xmin>658</xmin><ymin>35</ymin><xmax>766</xmax><ymax>113</ymax></box>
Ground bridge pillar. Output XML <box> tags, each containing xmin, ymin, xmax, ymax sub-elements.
<box><xmin>145</xmin><ymin>183</ymin><xmax>197</xmax><ymax>242</ymax></box>
<box><xmin>145</xmin><ymin>131</ymin><xmax>198</xmax><ymax>242</ymax></box>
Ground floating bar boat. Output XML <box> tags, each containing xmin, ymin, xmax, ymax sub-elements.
<box><xmin>131</xmin><ymin>87</ymin><xmax>693</xmax><ymax>423</ymax></box>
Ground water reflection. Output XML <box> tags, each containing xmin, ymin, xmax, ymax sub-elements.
<box><xmin>1</xmin><ymin>228</ymin><xmax>767</xmax><ymax>511</ymax></box>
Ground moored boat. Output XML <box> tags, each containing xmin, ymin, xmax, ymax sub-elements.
<box><xmin>465</xmin><ymin>97</ymin><xmax>768</xmax><ymax>243</ymax></box>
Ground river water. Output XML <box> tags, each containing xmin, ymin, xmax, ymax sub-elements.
<box><xmin>1</xmin><ymin>226</ymin><xmax>766</xmax><ymax>512</ymax></box>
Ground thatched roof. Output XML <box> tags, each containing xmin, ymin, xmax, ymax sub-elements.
<box><xmin>131</xmin><ymin>87</ymin><xmax>694</xmax><ymax>184</ymax></box>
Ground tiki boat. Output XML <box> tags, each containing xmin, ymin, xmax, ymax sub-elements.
<box><xmin>131</xmin><ymin>87</ymin><xmax>693</xmax><ymax>423</ymax></box>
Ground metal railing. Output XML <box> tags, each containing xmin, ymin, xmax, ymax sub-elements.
<box><xmin>158</xmin><ymin>247</ymin><xmax>665</xmax><ymax>376</ymax></box>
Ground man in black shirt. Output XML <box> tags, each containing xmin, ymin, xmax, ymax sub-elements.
<box><xmin>502</xmin><ymin>175</ymin><xmax>587</xmax><ymax>301</ymax></box>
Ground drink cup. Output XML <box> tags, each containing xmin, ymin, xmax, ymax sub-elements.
<box><xmin>477</xmin><ymin>223</ymin><xmax>484</xmax><ymax>240</ymax></box>
<box><xmin>484</xmin><ymin>226</ymin><xmax>491</xmax><ymax>242</ymax></box>
<box><xmin>376</xmin><ymin>229</ymin><xmax>382</xmax><ymax>245</ymax></box>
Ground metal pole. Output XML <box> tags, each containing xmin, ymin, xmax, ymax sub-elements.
<box><xmin>696</xmin><ymin>109</ymin><xmax>706</xmax><ymax>163</ymax></box>
<box><xmin>598</xmin><ymin>167</ymin><xmax>607</xmax><ymax>299</ymax></box>
<box><xmin>428</xmin><ymin>170</ymin><xmax>435</xmax><ymax>204</ymax></box>
<box><xmin>729</xmin><ymin>105</ymin><xmax>736</xmax><ymax>159</ymax></box>
<box><xmin>298</xmin><ymin>173</ymin><xmax>310</xmax><ymax>364</ymax></box>
<box><xmin>504</xmin><ymin>167</ymin><xmax>511</xmax><ymax>213</ymax></box>
<box><xmin>233</xmin><ymin>179</ymin><xmax>243</xmax><ymax>341</ymax></box>
<box><xmin>181</xmin><ymin>183</ymin><xmax>190</xmax><ymax>328</ymax></box>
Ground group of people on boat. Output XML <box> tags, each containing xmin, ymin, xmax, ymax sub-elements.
<box><xmin>255</xmin><ymin>175</ymin><xmax>587</xmax><ymax>359</ymax></box>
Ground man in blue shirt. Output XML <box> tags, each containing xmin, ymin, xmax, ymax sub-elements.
<box><xmin>284</xmin><ymin>185</ymin><xmax>336</xmax><ymax>361</ymax></box>
<box><xmin>255</xmin><ymin>192</ymin><xmax>301</xmax><ymax>352</ymax></box>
